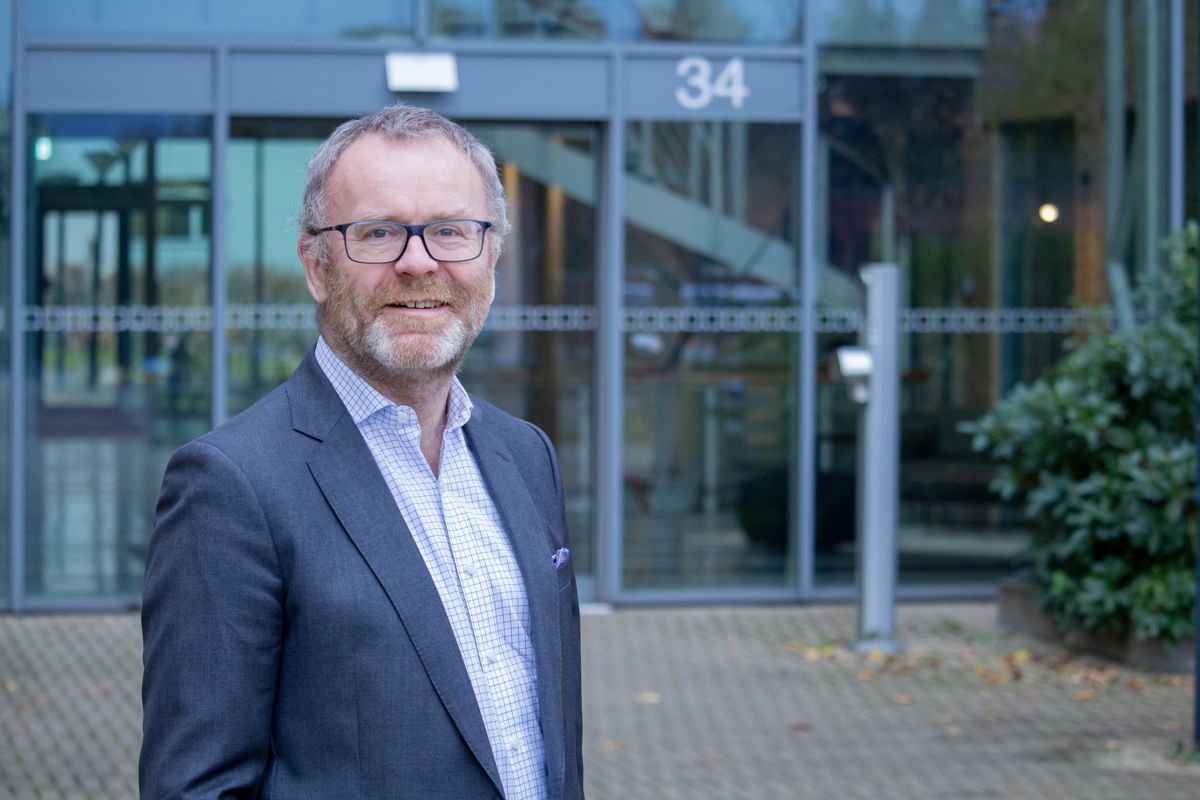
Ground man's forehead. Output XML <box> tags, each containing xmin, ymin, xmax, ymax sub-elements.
<box><xmin>325</xmin><ymin>133</ymin><xmax>488</xmax><ymax>217</ymax></box>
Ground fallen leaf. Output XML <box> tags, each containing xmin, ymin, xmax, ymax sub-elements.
<box><xmin>893</xmin><ymin>693</ymin><xmax>912</xmax><ymax>705</ymax></box>
<box><xmin>1075</xmin><ymin>689</ymin><xmax>1097</xmax><ymax>701</ymax></box>
<box><xmin>783</xmin><ymin>640</ymin><xmax>807</xmax><ymax>653</ymax></box>
<box><xmin>600</xmin><ymin>740</ymin><xmax>626</xmax><ymax>752</ymax></box>
<box><xmin>1125</xmin><ymin>677</ymin><xmax>1145</xmax><ymax>691</ymax></box>
<box><xmin>789</xmin><ymin>721</ymin><xmax>813</xmax><ymax>732</ymax></box>
<box><xmin>634</xmin><ymin>691</ymin><xmax>662</xmax><ymax>705</ymax></box>
<box><xmin>1004</xmin><ymin>649</ymin><xmax>1030</xmax><ymax>668</ymax></box>
<box><xmin>934</xmin><ymin>714</ymin><xmax>954</xmax><ymax>726</ymax></box>
<box><xmin>1155</xmin><ymin>675</ymin><xmax>1187</xmax><ymax>688</ymax></box>
<box><xmin>1105</xmin><ymin>740</ymin><xmax>1125</xmax><ymax>751</ymax></box>
<box><xmin>2</xmin><ymin>679</ymin><xmax>16</xmax><ymax>693</ymax></box>
<box><xmin>857</xmin><ymin>669</ymin><xmax>875</xmax><ymax>681</ymax></box>
<box><xmin>866</xmin><ymin>650</ymin><xmax>887</xmax><ymax>664</ymax></box>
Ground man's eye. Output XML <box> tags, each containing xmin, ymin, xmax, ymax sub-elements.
<box><xmin>364</xmin><ymin>226</ymin><xmax>398</xmax><ymax>239</ymax></box>
<box><xmin>431</xmin><ymin>225</ymin><xmax>464</xmax><ymax>239</ymax></box>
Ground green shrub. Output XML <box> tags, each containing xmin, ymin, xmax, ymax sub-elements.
<box><xmin>963</xmin><ymin>222</ymin><xmax>1197</xmax><ymax>647</ymax></box>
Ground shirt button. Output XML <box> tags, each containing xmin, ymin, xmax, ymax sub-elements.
<box><xmin>483</xmin><ymin>651</ymin><xmax>498</xmax><ymax>665</ymax></box>
<box><xmin>462</xmin><ymin>562</ymin><xmax>475</xmax><ymax>577</ymax></box>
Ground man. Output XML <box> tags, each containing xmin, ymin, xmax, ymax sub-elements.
<box><xmin>140</xmin><ymin>104</ymin><xmax>583</xmax><ymax>799</ymax></box>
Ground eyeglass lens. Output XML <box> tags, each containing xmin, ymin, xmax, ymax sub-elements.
<box><xmin>343</xmin><ymin>220</ymin><xmax>486</xmax><ymax>263</ymax></box>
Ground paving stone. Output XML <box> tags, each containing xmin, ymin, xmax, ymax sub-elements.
<box><xmin>1</xmin><ymin>604</ymin><xmax>1197</xmax><ymax>799</ymax></box>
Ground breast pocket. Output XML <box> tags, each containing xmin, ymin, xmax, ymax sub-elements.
<box><xmin>556</xmin><ymin>563</ymin><xmax>575</xmax><ymax>592</ymax></box>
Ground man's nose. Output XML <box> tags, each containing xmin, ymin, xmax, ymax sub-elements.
<box><xmin>392</xmin><ymin>232</ymin><xmax>439</xmax><ymax>275</ymax></box>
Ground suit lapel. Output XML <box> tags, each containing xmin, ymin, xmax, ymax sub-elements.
<box><xmin>287</xmin><ymin>352</ymin><xmax>504</xmax><ymax>795</ymax></box>
<box><xmin>465</xmin><ymin>412</ymin><xmax>567</xmax><ymax>800</ymax></box>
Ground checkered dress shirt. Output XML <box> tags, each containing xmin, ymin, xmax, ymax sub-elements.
<box><xmin>316</xmin><ymin>338</ymin><xmax>546</xmax><ymax>799</ymax></box>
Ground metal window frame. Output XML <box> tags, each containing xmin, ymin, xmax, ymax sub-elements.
<box><xmin>14</xmin><ymin>0</ymin><xmax>1153</xmax><ymax>610</ymax></box>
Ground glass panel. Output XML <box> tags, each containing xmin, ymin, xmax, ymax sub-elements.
<box><xmin>815</xmin><ymin>328</ymin><xmax>1029</xmax><ymax>588</ymax></box>
<box><xmin>623</xmin><ymin>120</ymin><xmax>800</xmax><ymax>590</ymax></box>
<box><xmin>431</xmin><ymin>0</ymin><xmax>606</xmax><ymax>39</ymax></box>
<box><xmin>431</xmin><ymin>0</ymin><xmax>805</xmax><ymax>42</ymax></box>
<box><xmin>26</xmin><ymin>0</ymin><xmax>412</xmax><ymax>40</ymax></box>
<box><xmin>812</xmin><ymin>0</ymin><xmax>1193</xmax><ymax>587</ymax></box>
<box><xmin>619</xmin><ymin>0</ymin><xmax>802</xmax><ymax>43</ymax></box>
<box><xmin>25</xmin><ymin>115</ymin><xmax>211</xmax><ymax>598</ymax></box>
<box><xmin>817</xmin><ymin>0</ymin><xmax>984</xmax><ymax>48</ymax></box>
<box><xmin>226</xmin><ymin>121</ymin><xmax>331</xmax><ymax>415</ymax></box>
<box><xmin>464</xmin><ymin>123</ymin><xmax>598</xmax><ymax>584</ymax></box>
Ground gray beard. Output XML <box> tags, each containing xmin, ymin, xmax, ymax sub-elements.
<box><xmin>359</xmin><ymin>314</ymin><xmax>471</xmax><ymax>375</ymax></box>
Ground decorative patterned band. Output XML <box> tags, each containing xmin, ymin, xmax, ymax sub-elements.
<box><xmin>8</xmin><ymin>304</ymin><xmax>1123</xmax><ymax>335</ymax></box>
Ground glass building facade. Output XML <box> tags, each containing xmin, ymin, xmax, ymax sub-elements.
<box><xmin>2</xmin><ymin>0</ymin><xmax>1197</xmax><ymax>609</ymax></box>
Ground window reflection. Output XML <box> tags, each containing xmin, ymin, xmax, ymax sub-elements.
<box><xmin>620</xmin><ymin>0</ymin><xmax>802</xmax><ymax>43</ymax></box>
<box><xmin>623</xmin><ymin>121</ymin><xmax>800</xmax><ymax>590</ymax></box>
<box><xmin>26</xmin><ymin>0</ymin><xmax>412</xmax><ymax>39</ymax></box>
<box><xmin>226</xmin><ymin>123</ymin><xmax>330</xmax><ymax>414</ymax></box>
<box><xmin>26</xmin><ymin>115</ymin><xmax>212</xmax><ymax>598</ymax></box>
<box><xmin>431</xmin><ymin>0</ymin><xmax>605</xmax><ymax>39</ymax></box>
<box><xmin>430</xmin><ymin>0</ymin><xmax>803</xmax><ymax>42</ymax></box>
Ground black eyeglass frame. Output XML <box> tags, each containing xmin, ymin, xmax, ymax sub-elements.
<box><xmin>311</xmin><ymin>218</ymin><xmax>494</xmax><ymax>264</ymax></box>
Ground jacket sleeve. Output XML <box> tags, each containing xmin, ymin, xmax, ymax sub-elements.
<box><xmin>140</xmin><ymin>439</ymin><xmax>284</xmax><ymax>799</ymax></box>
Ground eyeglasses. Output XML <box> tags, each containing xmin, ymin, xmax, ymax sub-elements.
<box><xmin>312</xmin><ymin>219</ymin><xmax>493</xmax><ymax>264</ymax></box>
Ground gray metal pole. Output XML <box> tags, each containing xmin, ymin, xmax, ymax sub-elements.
<box><xmin>1142</xmin><ymin>0</ymin><xmax>1162</xmax><ymax>288</ymax></box>
<box><xmin>797</xmin><ymin>0</ymin><xmax>819</xmax><ymax>596</ymax></box>
<box><xmin>1192</xmin><ymin>0</ymin><xmax>1199</xmax><ymax>757</ymax></box>
<box><xmin>7</xmin><ymin>0</ymin><xmax>26</xmax><ymax>612</ymax></box>
<box><xmin>854</xmin><ymin>263</ymin><xmax>901</xmax><ymax>653</ymax></box>
<box><xmin>596</xmin><ymin>52</ymin><xmax>625</xmax><ymax>604</ymax></box>
<box><xmin>1105</xmin><ymin>0</ymin><xmax>1135</xmax><ymax>333</ymax></box>
<box><xmin>211</xmin><ymin>46</ymin><xmax>229</xmax><ymax>428</ymax></box>
<box><xmin>1168</xmin><ymin>0</ymin><xmax>1183</xmax><ymax>232</ymax></box>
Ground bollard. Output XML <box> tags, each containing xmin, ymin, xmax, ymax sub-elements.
<box><xmin>834</xmin><ymin>263</ymin><xmax>902</xmax><ymax>654</ymax></box>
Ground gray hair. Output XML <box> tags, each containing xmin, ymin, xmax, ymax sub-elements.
<box><xmin>298</xmin><ymin>103</ymin><xmax>509</xmax><ymax>264</ymax></box>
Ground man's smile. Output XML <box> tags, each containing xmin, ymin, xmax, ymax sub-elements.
<box><xmin>386</xmin><ymin>300</ymin><xmax>449</xmax><ymax>309</ymax></box>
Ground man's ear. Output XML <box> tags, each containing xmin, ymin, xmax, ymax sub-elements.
<box><xmin>299</xmin><ymin>237</ymin><xmax>328</xmax><ymax>304</ymax></box>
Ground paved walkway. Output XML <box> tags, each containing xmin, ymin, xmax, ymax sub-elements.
<box><xmin>1</xmin><ymin>603</ymin><xmax>1196</xmax><ymax>799</ymax></box>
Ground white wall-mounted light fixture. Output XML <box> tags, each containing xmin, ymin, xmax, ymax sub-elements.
<box><xmin>385</xmin><ymin>52</ymin><xmax>459</xmax><ymax>93</ymax></box>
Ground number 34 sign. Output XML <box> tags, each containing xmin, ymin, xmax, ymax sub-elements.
<box><xmin>674</xmin><ymin>56</ymin><xmax>750</xmax><ymax>110</ymax></box>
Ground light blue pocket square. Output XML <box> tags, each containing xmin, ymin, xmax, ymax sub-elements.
<box><xmin>552</xmin><ymin>547</ymin><xmax>571</xmax><ymax>570</ymax></box>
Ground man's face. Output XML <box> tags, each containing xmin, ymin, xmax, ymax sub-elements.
<box><xmin>301</xmin><ymin>133</ymin><xmax>497</xmax><ymax>382</ymax></box>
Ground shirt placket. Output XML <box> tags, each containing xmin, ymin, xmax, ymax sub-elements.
<box><xmin>399</xmin><ymin>415</ymin><xmax>519</xmax><ymax>790</ymax></box>
<box><xmin>441</xmin><ymin>432</ymin><xmax>545</xmax><ymax>799</ymax></box>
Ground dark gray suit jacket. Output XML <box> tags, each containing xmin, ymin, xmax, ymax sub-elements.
<box><xmin>140</xmin><ymin>348</ymin><xmax>584</xmax><ymax>799</ymax></box>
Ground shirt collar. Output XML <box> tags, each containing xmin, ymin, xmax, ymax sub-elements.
<box><xmin>315</xmin><ymin>336</ymin><xmax>473</xmax><ymax>432</ymax></box>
